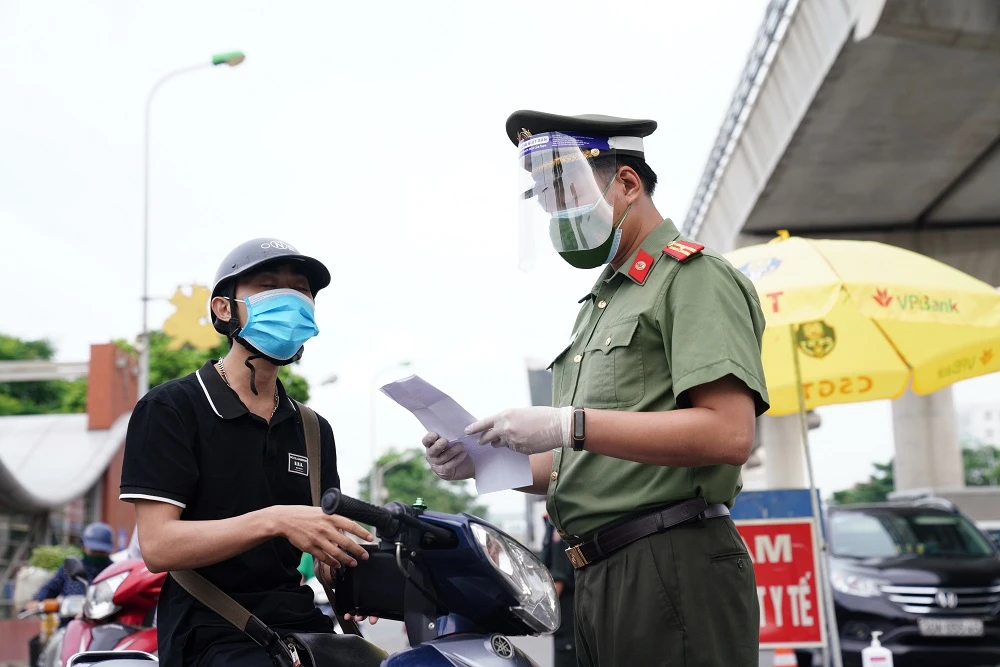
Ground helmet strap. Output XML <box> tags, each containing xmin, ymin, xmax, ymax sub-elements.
<box><xmin>244</xmin><ymin>354</ymin><xmax>262</xmax><ymax>396</ymax></box>
<box><xmin>226</xmin><ymin>286</ymin><xmax>242</xmax><ymax>341</ymax></box>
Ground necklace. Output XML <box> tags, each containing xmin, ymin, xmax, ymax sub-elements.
<box><xmin>216</xmin><ymin>359</ymin><xmax>279</xmax><ymax>417</ymax></box>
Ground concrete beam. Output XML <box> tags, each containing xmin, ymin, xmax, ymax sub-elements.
<box><xmin>0</xmin><ymin>360</ymin><xmax>89</xmax><ymax>383</ymax></box>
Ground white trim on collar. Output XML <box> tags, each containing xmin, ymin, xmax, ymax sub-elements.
<box><xmin>196</xmin><ymin>367</ymin><xmax>224</xmax><ymax>418</ymax></box>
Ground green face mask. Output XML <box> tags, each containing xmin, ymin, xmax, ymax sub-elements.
<box><xmin>83</xmin><ymin>553</ymin><xmax>110</xmax><ymax>566</ymax></box>
<box><xmin>553</xmin><ymin>204</ymin><xmax>631</xmax><ymax>269</ymax></box>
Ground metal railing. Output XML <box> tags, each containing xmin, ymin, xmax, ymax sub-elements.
<box><xmin>682</xmin><ymin>0</ymin><xmax>801</xmax><ymax>239</ymax></box>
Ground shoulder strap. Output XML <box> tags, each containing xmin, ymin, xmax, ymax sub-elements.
<box><xmin>663</xmin><ymin>239</ymin><xmax>704</xmax><ymax>263</ymax></box>
<box><xmin>170</xmin><ymin>570</ymin><xmax>277</xmax><ymax>648</ymax></box>
<box><xmin>294</xmin><ymin>399</ymin><xmax>363</xmax><ymax>636</ymax></box>
<box><xmin>293</xmin><ymin>399</ymin><xmax>322</xmax><ymax>507</ymax></box>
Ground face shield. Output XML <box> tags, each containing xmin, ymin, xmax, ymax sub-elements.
<box><xmin>517</xmin><ymin>133</ymin><xmax>623</xmax><ymax>271</ymax></box>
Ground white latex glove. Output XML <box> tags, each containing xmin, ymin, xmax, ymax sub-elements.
<box><xmin>465</xmin><ymin>406</ymin><xmax>573</xmax><ymax>455</ymax></box>
<box><xmin>422</xmin><ymin>432</ymin><xmax>475</xmax><ymax>481</ymax></box>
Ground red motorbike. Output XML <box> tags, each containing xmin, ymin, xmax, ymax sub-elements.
<box><xmin>58</xmin><ymin>558</ymin><xmax>164</xmax><ymax>664</ymax></box>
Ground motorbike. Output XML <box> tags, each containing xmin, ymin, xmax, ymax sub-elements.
<box><xmin>66</xmin><ymin>489</ymin><xmax>559</xmax><ymax>666</ymax></box>
<box><xmin>57</xmin><ymin>557</ymin><xmax>165</xmax><ymax>664</ymax></box>
<box><xmin>320</xmin><ymin>489</ymin><xmax>559</xmax><ymax>666</ymax></box>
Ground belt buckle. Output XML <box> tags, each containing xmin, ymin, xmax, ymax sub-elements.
<box><xmin>565</xmin><ymin>544</ymin><xmax>589</xmax><ymax>569</ymax></box>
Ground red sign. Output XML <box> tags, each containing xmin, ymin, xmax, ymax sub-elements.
<box><xmin>735</xmin><ymin>519</ymin><xmax>826</xmax><ymax>648</ymax></box>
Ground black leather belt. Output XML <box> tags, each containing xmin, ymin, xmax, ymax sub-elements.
<box><xmin>564</xmin><ymin>497</ymin><xmax>730</xmax><ymax>569</ymax></box>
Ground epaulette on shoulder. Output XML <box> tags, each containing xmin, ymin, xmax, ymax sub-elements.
<box><xmin>662</xmin><ymin>239</ymin><xmax>704</xmax><ymax>263</ymax></box>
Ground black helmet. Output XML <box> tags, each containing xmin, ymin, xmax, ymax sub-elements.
<box><xmin>210</xmin><ymin>238</ymin><xmax>331</xmax><ymax>335</ymax></box>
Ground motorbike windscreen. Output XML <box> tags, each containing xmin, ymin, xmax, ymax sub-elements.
<box><xmin>518</xmin><ymin>133</ymin><xmax>618</xmax><ymax>270</ymax></box>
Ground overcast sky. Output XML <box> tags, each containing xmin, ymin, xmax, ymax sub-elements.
<box><xmin>3</xmin><ymin>0</ymin><xmax>997</xmax><ymax>513</ymax></box>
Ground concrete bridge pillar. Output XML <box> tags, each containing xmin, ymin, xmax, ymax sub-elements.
<box><xmin>892</xmin><ymin>386</ymin><xmax>965</xmax><ymax>491</ymax></box>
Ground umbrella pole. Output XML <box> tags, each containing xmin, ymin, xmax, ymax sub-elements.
<box><xmin>790</xmin><ymin>324</ymin><xmax>844</xmax><ymax>667</ymax></box>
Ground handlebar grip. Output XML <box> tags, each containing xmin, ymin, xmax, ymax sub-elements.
<box><xmin>322</xmin><ymin>488</ymin><xmax>397</xmax><ymax>533</ymax></box>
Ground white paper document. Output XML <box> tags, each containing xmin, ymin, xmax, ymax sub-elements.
<box><xmin>379</xmin><ymin>375</ymin><xmax>533</xmax><ymax>495</ymax></box>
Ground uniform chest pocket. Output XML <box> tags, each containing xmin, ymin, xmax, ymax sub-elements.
<box><xmin>579</xmin><ymin>316</ymin><xmax>644</xmax><ymax>408</ymax></box>
<box><xmin>546</xmin><ymin>343</ymin><xmax>573</xmax><ymax>406</ymax></box>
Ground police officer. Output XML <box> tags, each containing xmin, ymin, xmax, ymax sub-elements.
<box><xmin>119</xmin><ymin>239</ymin><xmax>375</xmax><ymax>667</ymax></box>
<box><xmin>422</xmin><ymin>112</ymin><xmax>769</xmax><ymax>666</ymax></box>
<box><xmin>540</xmin><ymin>514</ymin><xmax>576</xmax><ymax>667</ymax></box>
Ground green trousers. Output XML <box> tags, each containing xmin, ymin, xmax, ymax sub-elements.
<box><xmin>573</xmin><ymin>515</ymin><xmax>759</xmax><ymax>666</ymax></box>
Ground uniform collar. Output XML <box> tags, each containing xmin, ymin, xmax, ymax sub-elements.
<box><xmin>577</xmin><ymin>219</ymin><xmax>682</xmax><ymax>300</ymax></box>
<box><xmin>613</xmin><ymin>218</ymin><xmax>681</xmax><ymax>285</ymax></box>
<box><xmin>196</xmin><ymin>360</ymin><xmax>295</xmax><ymax>421</ymax></box>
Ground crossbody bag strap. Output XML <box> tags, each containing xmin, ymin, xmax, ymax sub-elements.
<box><xmin>293</xmin><ymin>399</ymin><xmax>362</xmax><ymax>637</ymax></box>
<box><xmin>170</xmin><ymin>569</ymin><xmax>277</xmax><ymax>649</ymax></box>
<box><xmin>293</xmin><ymin>399</ymin><xmax>322</xmax><ymax>507</ymax></box>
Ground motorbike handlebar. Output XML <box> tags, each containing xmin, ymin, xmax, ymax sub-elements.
<box><xmin>321</xmin><ymin>488</ymin><xmax>398</xmax><ymax>535</ymax></box>
<box><xmin>321</xmin><ymin>488</ymin><xmax>457</xmax><ymax>546</ymax></box>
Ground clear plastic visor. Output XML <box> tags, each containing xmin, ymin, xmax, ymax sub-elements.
<box><xmin>517</xmin><ymin>133</ymin><xmax>617</xmax><ymax>270</ymax></box>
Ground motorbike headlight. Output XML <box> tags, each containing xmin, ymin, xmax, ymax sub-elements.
<box><xmin>471</xmin><ymin>522</ymin><xmax>560</xmax><ymax>634</ymax></box>
<box><xmin>59</xmin><ymin>595</ymin><xmax>86</xmax><ymax>618</ymax></box>
<box><xmin>830</xmin><ymin>570</ymin><xmax>884</xmax><ymax>598</ymax></box>
<box><xmin>84</xmin><ymin>572</ymin><xmax>128</xmax><ymax>620</ymax></box>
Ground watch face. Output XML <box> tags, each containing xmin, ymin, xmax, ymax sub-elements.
<box><xmin>573</xmin><ymin>408</ymin><xmax>585</xmax><ymax>450</ymax></box>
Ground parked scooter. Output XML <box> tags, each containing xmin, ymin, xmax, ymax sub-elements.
<box><xmin>57</xmin><ymin>557</ymin><xmax>164</xmax><ymax>664</ymax></box>
<box><xmin>65</xmin><ymin>490</ymin><xmax>559</xmax><ymax>666</ymax></box>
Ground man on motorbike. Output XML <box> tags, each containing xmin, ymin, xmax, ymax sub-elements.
<box><xmin>119</xmin><ymin>239</ymin><xmax>375</xmax><ymax>666</ymax></box>
<box><xmin>24</xmin><ymin>522</ymin><xmax>114</xmax><ymax>612</ymax></box>
<box><xmin>22</xmin><ymin>522</ymin><xmax>114</xmax><ymax>664</ymax></box>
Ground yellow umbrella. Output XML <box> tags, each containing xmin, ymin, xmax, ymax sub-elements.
<box><xmin>726</xmin><ymin>234</ymin><xmax>1000</xmax><ymax>417</ymax></box>
<box><xmin>726</xmin><ymin>233</ymin><xmax>1000</xmax><ymax>667</ymax></box>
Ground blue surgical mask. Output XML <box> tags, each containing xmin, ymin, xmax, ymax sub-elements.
<box><xmin>237</xmin><ymin>288</ymin><xmax>319</xmax><ymax>361</ymax></box>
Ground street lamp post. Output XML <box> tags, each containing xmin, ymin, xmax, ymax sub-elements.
<box><xmin>369</xmin><ymin>360</ymin><xmax>412</xmax><ymax>503</ymax></box>
<box><xmin>138</xmin><ymin>51</ymin><xmax>246</xmax><ymax>397</ymax></box>
<box><xmin>372</xmin><ymin>449</ymin><xmax>422</xmax><ymax>504</ymax></box>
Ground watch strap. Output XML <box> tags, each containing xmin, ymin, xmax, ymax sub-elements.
<box><xmin>571</xmin><ymin>407</ymin><xmax>586</xmax><ymax>451</ymax></box>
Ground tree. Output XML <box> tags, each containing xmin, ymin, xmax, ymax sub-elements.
<box><xmin>0</xmin><ymin>334</ymin><xmax>86</xmax><ymax>415</ymax></box>
<box><xmin>358</xmin><ymin>448</ymin><xmax>489</xmax><ymax>519</ymax></box>
<box><xmin>0</xmin><ymin>331</ymin><xmax>311</xmax><ymax>416</ymax></box>
<box><xmin>831</xmin><ymin>460</ymin><xmax>895</xmax><ymax>505</ymax></box>
<box><xmin>831</xmin><ymin>444</ymin><xmax>1000</xmax><ymax>505</ymax></box>
<box><xmin>963</xmin><ymin>444</ymin><xmax>1000</xmax><ymax>486</ymax></box>
<box><xmin>116</xmin><ymin>331</ymin><xmax>310</xmax><ymax>402</ymax></box>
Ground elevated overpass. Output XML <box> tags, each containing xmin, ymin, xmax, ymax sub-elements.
<box><xmin>685</xmin><ymin>0</ymin><xmax>1000</xmax><ymax>492</ymax></box>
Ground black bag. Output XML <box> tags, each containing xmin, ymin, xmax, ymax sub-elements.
<box><xmin>266</xmin><ymin>632</ymin><xmax>387</xmax><ymax>667</ymax></box>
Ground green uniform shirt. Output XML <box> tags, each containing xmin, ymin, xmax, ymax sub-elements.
<box><xmin>546</xmin><ymin>219</ymin><xmax>770</xmax><ymax>537</ymax></box>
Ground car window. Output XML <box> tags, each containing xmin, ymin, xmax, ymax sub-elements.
<box><xmin>831</xmin><ymin>510</ymin><xmax>996</xmax><ymax>558</ymax></box>
<box><xmin>830</xmin><ymin>513</ymin><xmax>899</xmax><ymax>558</ymax></box>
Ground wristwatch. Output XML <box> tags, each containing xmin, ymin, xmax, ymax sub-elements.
<box><xmin>571</xmin><ymin>407</ymin><xmax>586</xmax><ymax>451</ymax></box>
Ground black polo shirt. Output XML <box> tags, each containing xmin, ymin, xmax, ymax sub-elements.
<box><xmin>120</xmin><ymin>360</ymin><xmax>339</xmax><ymax>666</ymax></box>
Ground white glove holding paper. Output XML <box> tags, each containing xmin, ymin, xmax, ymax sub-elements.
<box><xmin>380</xmin><ymin>375</ymin><xmax>532</xmax><ymax>494</ymax></box>
<box><xmin>465</xmin><ymin>406</ymin><xmax>573</xmax><ymax>455</ymax></box>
